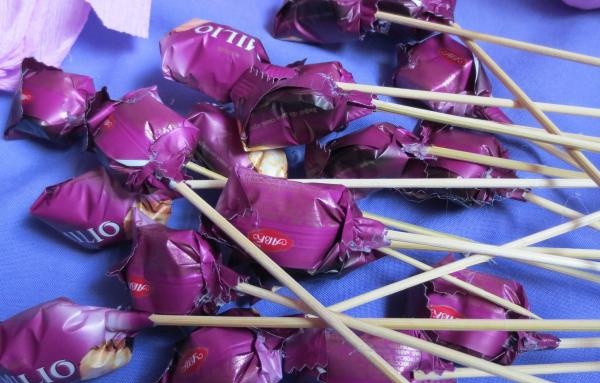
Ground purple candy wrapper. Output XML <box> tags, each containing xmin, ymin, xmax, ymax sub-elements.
<box><xmin>158</xmin><ymin>310</ymin><xmax>284</xmax><ymax>383</ymax></box>
<box><xmin>562</xmin><ymin>0</ymin><xmax>600</xmax><ymax>9</ymax></box>
<box><xmin>189</xmin><ymin>103</ymin><xmax>288</xmax><ymax>178</ymax></box>
<box><xmin>87</xmin><ymin>86</ymin><xmax>201</xmax><ymax>195</ymax></box>
<box><xmin>393</xmin><ymin>34</ymin><xmax>510</xmax><ymax>123</ymax></box>
<box><xmin>109</xmin><ymin>225</ymin><xmax>244</xmax><ymax>315</ymax></box>
<box><xmin>0</xmin><ymin>298</ymin><xmax>152</xmax><ymax>383</ymax></box>
<box><xmin>205</xmin><ymin>167</ymin><xmax>388</xmax><ymax>275</ymax></box>
<box><xmin>419</xmin><ymin>256</ymin><xmax>560</xmax><ymax>365</ymax></box>
<box><xmin>160</xmin><ymin>19</ymin><xmax>271</xmax><ymax>103</ymax></box>
<box><xmin>231</xmin><ymin>61</ymin><xmax>374</xmax><ymax>150</ymax></box>
<box><xmin>284</xmin><ymin>328</ymin><xmax>455</xmax><ymax>382</ymax></box>
<box><xmin>5</xmin><ymin>58</ymin><xmax>95</xmax><ymax>145</ymax></box>
<box><xmin>30</xmin><ymin>168</ymin><xmax>172</xmax><ymax>250</ymax></box>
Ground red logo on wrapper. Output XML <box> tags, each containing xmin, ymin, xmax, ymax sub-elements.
<box><xmin>21</xmin><ymin>91</ymin><xmax>33</xmax><ymax>105</ymax></box>
<box><xmin>248</xmin><ymin>228</ymin><xmax>294</xmax><ymax>252</ymax></box>
<box><xmin>128</xmin><ymin>276</ymin><xmax>151</xmax><ymax>298</ymax></box>
<box><xmin>439</xmin><ymin>48</ymin><xmax>467</xmax><ymax>66</ymax></box>
<box><xmin>178</xmin><ymin>347</ymin><xmax>209</xmax><ymax>375</ymax></box>
<box><xmin>101</xmin><ymin>115</ymin><xmax>115</xmax><ymax>130</ymax></box>
<box><xmin>429</xmin><ymin>305</ymin><xmax>464</xmax><ymax>320</ymax></box>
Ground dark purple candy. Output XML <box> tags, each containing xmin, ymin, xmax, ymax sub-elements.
<box><xmin>5</xmin><ymin>58</ymin><xmax>95</xmax><ymax>145</ymax></box>
<box><xmin>205</xmin><ymin>167</ymin><xmax>388</xmax><ymax>275</ymax></box>
<box><xmin>30</xmin><ymin>168</ymin><xmax>172</xmax><ymax>250</ymax></box>
<box><xmin>231</xmin><ymin>61</ymin><xmax>374</xmax><ymax>150</ymax></box>
<box><xmin>109</xmin><ymin>225</ymin><xmax>244</xmax><ymax>315</ymax></box>
<box><xmin>87</xmin><ymin>86</ymin><xmax>202</xmax><ymax>195</ymax></box>
<box><xmin>160</xmin><ymin>20</ymin><xmax>271</xmax><ymax>103</ymax></box>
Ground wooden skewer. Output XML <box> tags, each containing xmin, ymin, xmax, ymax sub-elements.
<box><xmin>375</xmin><ymin>11</ymin><xmax>600</xmax><ymax>67</ymax></box>
<box><xmin>523</xmin><ymin>192</ymin><xmax>600</xmax><ymax>232</ymax></box>
<box><xmin>186</xmin><ymin>178</ymin><xmax>597</xmax><ymax>190</ymax></box>
<box><xmin>185</xmin><ymin>162</ymin><xmax>227</xmax><ymax>180</ymax></box>
<box><xmin>373</xmin><ymin>100</ymin><xmax>600</xmax><ymax>154</ymax></box>
<box><xmin>169</xmin><ymin>181</ymin><xmax>409</xmax><ymax>383</ymax></box>
<box><xmin>455</xmin><ymin>24</ymin><xmax>600</xmax><ymax>187</ymax></box>
<box><xmin>559</xmin><ymin>338</ymin><xmax>600</xmax><ymax>349</ymax></box>
<box><xmin>329</xmin><ymin>210</ymin><xmax>600</xmax><ymax>313</ymax></box>
<box><xmin>413</xmin><ymin>361</ymin><xmax>600</xmax><ymax>381</ymax></box>
<box><xmin>337</xmin><ymin>83</ymin><xmax>600</xmax><ymax>119</ymax></box>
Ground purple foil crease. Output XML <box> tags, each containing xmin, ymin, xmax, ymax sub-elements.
<box><xmin>204</xmin><ymin>167</ymin><xmax>388</xmax><ymax>275</ymax></box>
<box><xmin>0</xmin><ymin>298</ymin><xmax>152</xmax><ymax>383</ymax></box>
<box><xmin>87</xmin><ymin>86</ymin><xmax>202</xmax><ymax>195</ymax></box>
<box><xmin>160</xmin><ymin>19</ymin><xmax>271</xmax><ymax>103</ymax></box>
<box><xmin>30</xmin><ymin>168</ymin><xmax>172</xmax><ymax>250</ymax></box>
<box><xmin>5</xmin><ymin>58</ymin><xmax>95</xmax><ymax>145</ymax></box>
<box><xmin>109</xmin><ymin>224</ymin><xmax>244</xmax><ymax>315</ymax></box>
<box><xmin>231</xmin><ymin>60</ymin><xmax>374</xmax><ymax>150</ymax></box>
<box><xmin>284</xmin><ymin>328</ymin><xmax>455</xmax><ymax>382</ymax></box>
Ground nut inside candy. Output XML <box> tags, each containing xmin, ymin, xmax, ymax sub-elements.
<box><xmin>79</xmin><ymin>339</ymin><xmax>133</xmax><ymax>380</ymax></box>
<box><xmin>123</xmin><ymin>197</ymin><xmax>173</xmax><ymax>238</ymax></box>
<box><xmin>248</xmin><ymin>150</ymin><xmax>288</xmax><ymax>178</ymax></box>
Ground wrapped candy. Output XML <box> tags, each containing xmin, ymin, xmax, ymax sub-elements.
<box><xmin>5</xmin><ymin>58</ymin><xmax>96</xmax><ymax>145</ymax></box>
<box><xmin>393</xmin><ymin>34</ymin><xmax>510</xmax><ymax>123</ymax></box>
<box><xmin>160</xmin><ymin>20</ymin><xmax>270</xmax><ymax>103</ymax></box>
<box><xmin>205</xmin><ymin>167</ymin><xmax>388</xmax><ymax>275</ymax></box>
<box><xmin>231</xmin><ymin>61</ymin><xmax>374</xmax><ymax>150</ymax></box>
<box><xmin>87</xmin><ymin>86</ymin><xmax>202</xmax><ymax>194</ymax></box>
<box><xmin>413</xmin><ymin>256</ymin><xmax>560</xmax><ymax>365</ymax></box>
<box><xmin>562</xmin><ymin>0</ymin><xmax>600</xmax><ymax>9</ymax></box>
<box><xmin>189</xmin><ymin>103</ymin><xmax>288</xmax><ymax>178</ymax></box>
<box><xmin>284</xmin><ymin>328</ymin><xmax>455</xmax><ymax>382</ymax></box>
<box><xmin>273</xmin><ymin>0</ymin><xmax>456</xmax><ymax>44</ymax></box>
<box><xmin>30</xmin><ymin>168</ymin><xmax>172</xmax><ymax>250</ymax></box>
<box><xmin>158</xmin><ymin>310</ymin><xmax>284</xmax><ymax>383</ymax></box>
<box><xmin>0</xmin><ymin>298</ymin><xmax>151</xmax><ymax>382</ymax></box>
<box><xmin>109</xmin><ymin>224</ymin><xmax>244</xmax><ymax>315</ymax></box>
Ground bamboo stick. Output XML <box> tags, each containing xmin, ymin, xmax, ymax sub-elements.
<box><xmin>524</xmin><ymin>192</ymin><xmax>600</xmax><ymax>232</ymax></box>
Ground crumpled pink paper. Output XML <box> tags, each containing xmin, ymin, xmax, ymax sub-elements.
<box><xmin>0</xmin><ymin>0</ymin><xmax>151</xmax><ymax>92</ymax></box>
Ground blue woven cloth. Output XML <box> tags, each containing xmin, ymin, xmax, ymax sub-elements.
<box><xmin>1</xmin><ymin>1</ymin><xmax>599</xmax><ymax>382</ymax></box>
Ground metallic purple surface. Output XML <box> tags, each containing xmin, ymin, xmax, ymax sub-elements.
<box><xmin>30</xmin><ymin>168</ymin><xmax>172</xmax><ymax>250</ymax></box>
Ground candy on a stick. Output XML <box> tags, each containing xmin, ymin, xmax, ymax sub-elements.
<box><xmin>393</xmin><ymin>34</ymin><xmax>510</xmax><ymax>123</ymax></box>
<box><xmin>284</xmin><ymin>327</ymin><xmax>455</xmax><ymax>382</ymax></box>
<box><xmin>231</xmin><ymin>61</ymin><xmax>374</xmax><ymax>150</ymax></box>
<box><xmin>0</xmin><ymin>298</ymin><xmax>151</xmax><ymax>382</ymax></box>
<box><xmin>273</xmin><ymin>0</ymin><xmax>456</xmax><ymax>44</ymax></box>
<box><xmin>5</xmin><ymin>58</ymin><xmax>95</xmax><ymax>145</ymax></box>
<box><xmin>87</xmin><ymin>86</ymin><xmax>202</xmax><ymax>195</ymax></box>
<box><xmin>109</xmin><ymin>224</ymin><xmax>244</xmax><ymax>315</ymax></box>
<box><xmin>188</xmin><ymin>103</ymin><xmax>288</xmax><ymax>178</ymax></box>
<box><xmin>160</xmin><ymin>20</ymin><xmax>270</xmax><ymax>103</ymax></box>
<box><xmin>157</xmin><ymin>310</ymin><xmax>284</xmax><ymax>383</ymax></box>
<box><xmin>204</xmin><ymin>167</ymin><xmax>388</xmax><ymax>275</ymax></box>
<box><xmin>411</xmin><ymin>256</ymin><xmax>560</xmax><ymax>365</ymax></box>
<box><xmin>30</xmin><ymin>168</ymin><xmax>172</xmax><ymax>249</ymax></box>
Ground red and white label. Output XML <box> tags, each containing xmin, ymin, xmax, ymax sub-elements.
<box><xmin>248</xmin><ymin>228</ymin><xmax>294</xmax><ymax>252</ymax></box>
<box><xmin>101</xmin><ymin>115</ymin><xmax>115</xmax><ymax>130</ymax></box>
<box><xmin>178</xmin><ymin>347</ymin><xmax>209</xmax><ymax>375</ymax></box>
<box><xmin>21</xmin><ymin>91</ymin><xmax>33</xmax><ymax>105</ymax></box>
<box><xmin>439</xmin><ymin>48</ymin><xmax>467</xmax><ymax>66</ymax></box>
<box><xmin>429</xmin><ymin>305</ymin><xmax>464</xmax><ymax>320</ymax></box>
<box><xmin>128</xmin><ymin>276</ymin><xmax>151</xmax><ymax>298</ymax></box>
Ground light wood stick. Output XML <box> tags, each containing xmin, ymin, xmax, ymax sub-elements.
<box><xmin>455</xmin><ymin>23</ymin><xmax>600</xmax><ymax>186</ymax></box>
<box><xmin>375</xmin><ymin>11</ymin><xmax>600</xmax><ymax>67</ymax></box>
<box><xmin>373</xmin><ymin>100</ymin><xmax>600</xmax><ymax>154</ymax></box>
<box><xmin>413</xmin><ymin>361</ymin><xmax>600</xmax><ymax>380</ymax></box>
<box><xmin>524</xmin><ymin>192</ymin><xmax>600</xmax><ymax>232</ymax></box>
<box><xmin>337</xmin><ymin>83</ymin><xmax>600</xmax><ymax>119</ymax></box>
<box><xmin>170</xmin><ymin>181</ymin><xmax>409</xmax><ymax>383</ymax></box>
<box><xmin>186</xmin><ymin>178</ymin><xmax>597</xmax><ymax>190</ymax></box>
<box><xmin>329</xmin><ymin>210</ymin><xmax>600</xmax><ymax>313</ymax></box>
<box><xmin>185</xmin><ymin>162</ymin><xmax>227</xmax><ymax>180</ymax></box>
<box><xmin>559</xmin><ymin>338</ymin><xmax>600</xmax><ymax>349</ymax></box>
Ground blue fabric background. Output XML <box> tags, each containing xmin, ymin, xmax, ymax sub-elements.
<box><xmin>1</xmin><ymin>1</ymin><xmax>599</xmax><ymax>382</ymax></box>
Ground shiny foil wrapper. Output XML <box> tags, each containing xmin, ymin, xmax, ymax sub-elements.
<box><xmin>160</xmin><ymin>19</ymin><xmax>270</xmax><ymax>103</ymax></box>
<box><xmin>393</xmin><ymin>34</ymin><xmax>510</xmax><ymax>123</ymax></box>
<box><xmin>231</xmin><ymin>61</ymin><xmax>374</xmax><ymax>150</ymax></box>
<box><xmin>421</xmin><ymin>256</ymin><xmax>560</xmax><ymax>365</ymax></box>
<box><xmin>0</xmin><ymin>298</ymin><xmax>152</xmax><ymax>383</ymax></box>
<box><xmin>5</xmin><ymin>58</ymin><xmax>96</xmax><ymax>145</ymax></box>
<box><xmin>30</xmin><ymin>168</ymin><xmax>172</xmax><ymax>250</ymax></box>
<box><xmin>109</xmin><ymin>225</ymin><xmax>244</xmax><ymax>315</ymax></box>
<box><xmin>284</xmin><ymin>328</ymin><xmax>455</xmax><ymax>382</ymax></box>
<box><xmin>157</xmin><ymin>310</ymin><xmax>284</xmax><ymax>383</ymax></box>
<box><xmin>205</xmin><ymin>167</ymin><xmax>388</xmax><ymax>275</ymax></box>
<box><xmin>188</xmin><ymin>103</ymin><xmax>288</xmax><ymax>178</ymax></box>
<box><xmin>87</xmin><ymin>86</ymin><xmax>202</xmax><ymax>195</ymax></box>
